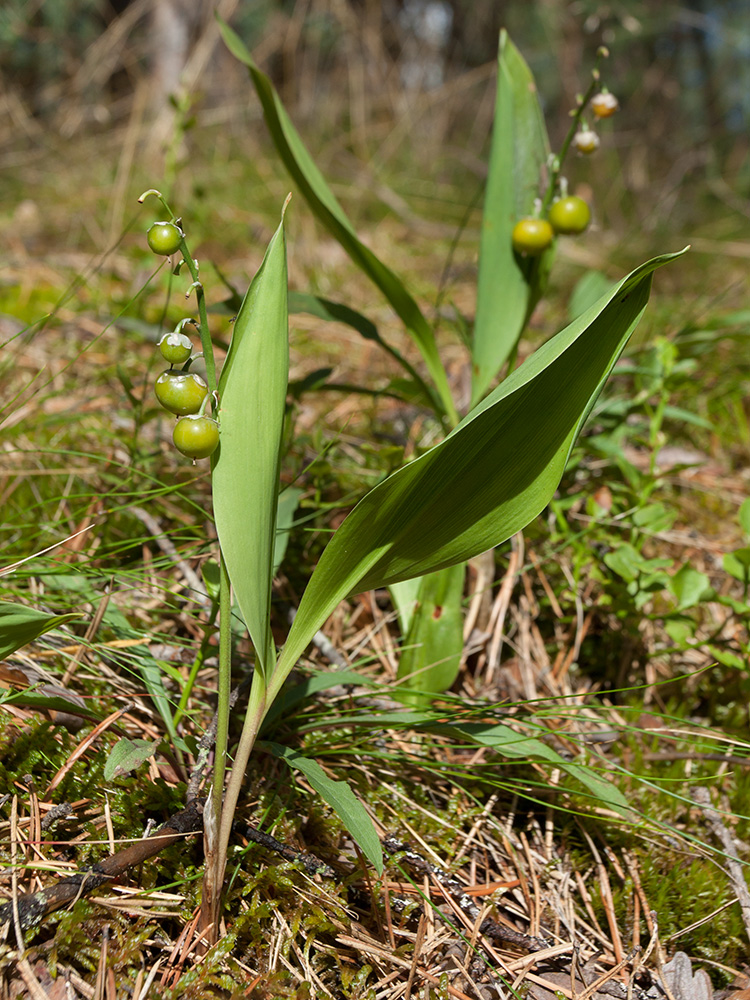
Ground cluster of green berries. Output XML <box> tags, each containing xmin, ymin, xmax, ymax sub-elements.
<box><xmin>148</xmin><ymin>221</ymin><xmax>220</xmax><ymax>461</ymax></box>
<box><xmin>512</xmin><ymin>90</ymin><xmax>619</xmax><ymax>257</ymax></box>
<box><xmin>512</xmin><ymin>195</ymin><xmax>591</xmax><ymax>256</ymax></box>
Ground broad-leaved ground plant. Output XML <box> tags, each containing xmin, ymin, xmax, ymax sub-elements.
<box><xmin>111</xmin><ymin>25</ymin><xmax>686</xmax><ymax>933</ymax></box>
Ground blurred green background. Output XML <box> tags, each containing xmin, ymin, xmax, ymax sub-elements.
<box><xmin>2</xmin><ymin>0</ymin><xmax>748</xmax><ymax>261</ymax></box>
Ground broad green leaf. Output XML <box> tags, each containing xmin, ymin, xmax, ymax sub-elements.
<box><xmin>268</xmin><ymin>251</ymin><xmax>685</xmax><ymax>699</ymax></box>
<box><xmin>389</xmin><ymin>577</ymin><xmax>422</xmax><ymax>636</ymax></box>
<box><xmin>212</xmin><ymin>213</ymin><xmax>289</xmax><ymax>674</ymax></box>
<box><xmin>471</xmin><ymin>31</ymin><xmax>552</xmax><ymax>407</ymax></box>
<box><xmin>740</xmin><ymin>499</ymin><xmax>750</xmax><ymax>539</ymax></box>
<box><xmin>202</xmin><ymin>559</ymin><xmax>221</xmax><ymax>602</ymax></box>
<box><xmin>0</xmin><ymin>600</ymin><xmax>81</xmax><ymax>659</ymax></box>
<box><xmin>669</xmin><ymin>564</ymin><xmax>712</xmax><ymax>610</ymax></box>
<box><xmin>661</xmin><ymin>405</ymin><xmax>713</xmax><ymax>430</ymax></box>
<box><xmin>263</xmin><ymin>741</ymin><xmax>383</xmax><ymax>873</ymax></box>
<box><xmin>705</xmin><ymin>644</ymin><xmax>746</xmax><ymax>670</ymax></box>
<box><xmin>291</xmin><ymin>375</ymin><xmax>416</xmax><ymax>406</ymax></box>
<box><xmin>289</xmin><ymin>367</ymin><xmax>334</xmax><ymax>397</ymax></box>
<box><xmin>394</xmin><ymin>565</ymin><xmax>465</xmax><ymax>703</ymax></box>
<box><xmin>289</xmin><ymin>291</ymin><xmax>379</xmax><ymax>342</ymax></box>
<box><xmin>632</xmin><ymin>502</ymin><xmax>675</xmax><ymax>532</ymax></box>
<box><xmin>604</xmin><ymin>544</ymin><xmax>671</xmax><ymax>583</ymax></box>
<box><xmin>207</xmin><ymin>487</ymin><xmax>304</xmax><ymax>586</ymax></box>
<box><xmin>664</xmin><ymin>619</ymin><xmax>693</xmax><ymax>645</ymax></box>
<box><xmin>217</xmin><ymin>16</ymin><xmax>457</xmax><ymax>426</ymax></box>
<box><xmin>717</xmin><ymin>594</ymin><xmax>750</xmax><ymax>616</ymax></box>
<box><xmin>223</xmin><ymin>289</ymin><xmax>434</xmax><ymax>406</ymax></box>
<box><xmin>104</xmin><ymin>737</ymin><xmax>158</xmax><ymax>780</ymax></box>
<box><xmin>723</xmin><ymin>547</ymin><xmax>750</xmax><ymax>586</ymax></box>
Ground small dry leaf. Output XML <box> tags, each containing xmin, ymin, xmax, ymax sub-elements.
<box><xmin>662</xmin><ymin>952</ymin><xmax>713</xmax><ymax>1000</ymax></box>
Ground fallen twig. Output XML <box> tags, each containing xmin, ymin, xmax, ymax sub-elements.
<box><xmin>0</xmin><ymin>800</ymin><xmax>204</xmax><ymax>936</ymax></box>
<box><xmin>691</xmin><ymin>785</ymin><xmax>750</xmax><ymax>944</ymax></box>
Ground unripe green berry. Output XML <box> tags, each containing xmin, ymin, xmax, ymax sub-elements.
<box><xmin>154</xmin><ymin>370</ymin><xmax>208</xmax><ymax>415</ymax></box>
<box><xmin>548</xmin><ymin>195</ymin><xmax>591</xmax><ymax>235</ymax></box>
<box><xmin>173</xmin><ymin>415</ymin><xmax>219</xmax><ymax>459</ymax></box>
<box><xmin>147</xmin><ymin>221</ymin><xmax>183</xmax><ymax>256</ymax></box>
<box><xmin>158</xmin><ymin>331</ymin><xmax>193</xmax><ymax>365</ymax></box>
<box><xmin>511</xmin><ymin>217</ymin><xmax>554</xmax><ymax>256</ymax></box>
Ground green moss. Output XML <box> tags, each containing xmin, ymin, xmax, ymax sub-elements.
<box><xmin>0</xmin><ymin>718</ymin><xmax>71</xmax><ymax>783</ymax></box>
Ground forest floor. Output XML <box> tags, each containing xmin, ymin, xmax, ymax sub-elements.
<box><xmin>2</xmin><ymin>107</ymin><xmax>750</xmax><ymax>999</ymax></box>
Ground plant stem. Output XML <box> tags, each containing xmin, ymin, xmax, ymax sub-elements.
<box><xmin>199</xmin><ymin>550</ymin><xmax>234</xmax><ymax>942</ymax></box>
<box><xmin>214</xmin><ymin>670</ymin><xmax>268</xmax><ymax>891</ymax></box>
<box><xmin>178</xmin><ymin>239</ymin><xmax>217</xmax><ymax>396</ymax></box>
<box><xmin>138</xmin><ymin>192</ymin><xmax>218</xmax><ymax>396</ymax></box>
<box><xmin>212</xmin><ymin>551</ymin><xmax>232</xmax><ymax>818</ymax></box>
<box><xmin>540</xmin><ymin>52</ymin><xmax>608</xmax><ymax>214</ymax></box>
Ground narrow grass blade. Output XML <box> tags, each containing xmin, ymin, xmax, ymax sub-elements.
<box><xmin>138</xmin><ymin>655</ymin><xmax>179</xmax><ymax>740</ymax></box>
<box><xmin>320</xmin><ymin>709</ymin><xmax>629</xmax><ymax>813</ymax></box>
<box><xmin>269</xmin><ymin>251</ymin><xmax>686</xmax><ymax>698</ymax></box>
<box><xmin>264</xmin><ymin>741</ymin><xmax>384</xmax><ymax>873</ymax></box>
<box><xmin>0</xmin><ymin>593</ymin><xmax>176</xmax><ymax>737</ymax></box>
<box><xmin>274</xmin><ymin>487</ymin><xmax>303</xmax><ymax>575</ymax></box>
<box><xmin>392</xmin><ymin>565</ymin><xmax>465</xmax><ymax>703</ymax></box>
<box><xmin>0</xmin><ymin>601</ymin><xmax>81</xmax><ymax>658</ymax></box>
<box><xmin>1</xmin><ymin>687</ymin><xmax>103</xmax><ymax>723</ymax></box>
<box><xmin>471</xmin><ymin>31</ymin><xmax>552</xmax><ymax>406</ymax></box>
<box><xmin>260</xmin><ymin>669</ymin><xmax>378</xmax><ymax>735</ymax></box>
<box><xmin>217</xmin><ymin>16</ymin><xmax>457</xmax><ymax>426</ymax></box>
<box><xmin>289</xmin><ymin>291</ymin><xmax>435</xmax><ymax>405</ymax></box>
<box><xmin>441</xmin><ymin>721</ymin><xmax>630</xmax><ymax>814</ymax></box>
<box><xmin>212</xmin><ymin>211</ymin><xmax>289</xmax><ymax>674</ymax></box>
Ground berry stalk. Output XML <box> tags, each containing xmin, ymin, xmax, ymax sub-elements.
<box><xmin>540</xmin><ymin>46</ymin><xmax>612</xmax><ymax>215</ymax></box>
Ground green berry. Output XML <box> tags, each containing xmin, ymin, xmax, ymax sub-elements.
<box><xmin>173</xmin><ymin>415</ymin><xmax>219</xmax><ymax>459</ymax></box>
<box><xmin>158</xmin><ymin>331</ymin><xmax>193</xmax><ymax>365</ymax></box>
<box><xmin>548</xmin><ymin>195</ymin><xmax>591</xmax><ymax>235</ymax></box>
<box><xmin>154</xmin><ymin>370</ymin><xmax>208</xmax><ymax>415</ymax></box>
<box><xmin>147</xmin><ymin>221</ymin><xmax>183</xmax><ymax>256</ymax></box>
<box><xmin>511</xmin><ymin>218</ymin><xmax>554</xmax><ymax>256</ymax></box>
